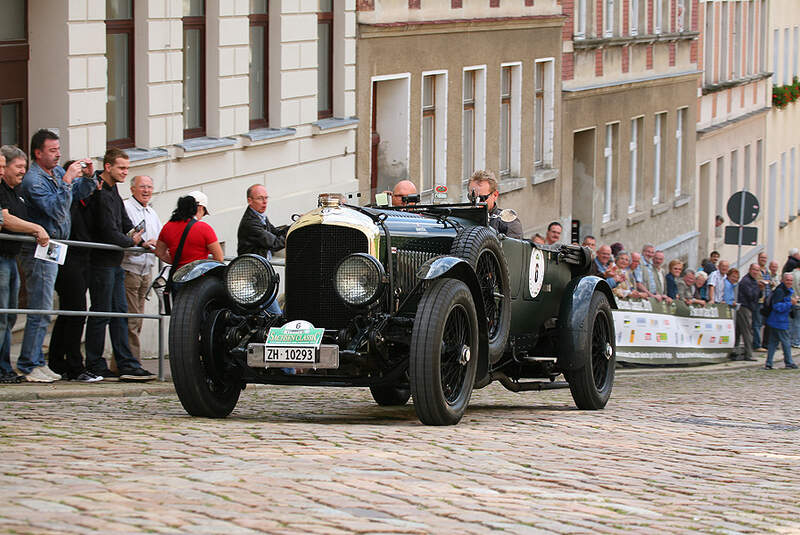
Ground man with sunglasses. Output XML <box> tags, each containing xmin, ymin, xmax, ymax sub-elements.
<box><xmin>391</xmin><ymin>180</ymin><xmax>418</xmax><ymax>206</ymax></box>
<box><xmin>468</xmin><ymin>170</ymin><xmax>523</xmax><ymax>239</ymax></box>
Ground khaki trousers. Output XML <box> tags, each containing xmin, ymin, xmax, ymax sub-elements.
<box><xmin>123</xmin><ymin>270</ymin><xmax>152</xmax><ymax>361</ymax></box>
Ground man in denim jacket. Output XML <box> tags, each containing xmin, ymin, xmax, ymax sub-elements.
<box><xmin>16</xmin><ymin>129</ymin><xmax>97</xmax><ymax>381</ymax></box>
<box><xmin>765</xmin><ymin>272</ymin><xmax>799</xmax><ymax>369</ymax></box>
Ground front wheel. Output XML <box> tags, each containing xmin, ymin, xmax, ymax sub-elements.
<box><xmin>169</xmin><ymin>276</ymin><xmax>241</xmax><ymax>417</ymax></box>
<box><xmin>565</xmin><ymin>292</ymin><xmax>615</xmax><ymax>409</ymax></box>
<box><xmin>410</xmin><ymin>279</ymin><xmax>479</xmax><ymax>425</ymax></box>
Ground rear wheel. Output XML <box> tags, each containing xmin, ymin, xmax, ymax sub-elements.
<box><xmin>565</xmin><ymin>292</ymin><xmax>615</xmax><ymax>409</ymax></box>
<box><xmin>410</xmin><ymin>279</ymin><xmax>479</xmax><ymax>425</ymax></box>
<box><xmin>169</xmin><ymin>277</ymin><xmax>240</xmax><ymax>417</ymax></box>
<box><xmin>450</xmin><ymin>226</ymin><xmax>511</xmax><ymax>362</ymax></box>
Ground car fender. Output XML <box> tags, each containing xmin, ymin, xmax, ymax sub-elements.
<box><xmin>172</xmin><ymin>259</ymin><xmax>227</xmax><ymax>284</ymax></box>
<box><xmin>416</xmin><ymin>256</ymin><xmax>490</xmax><ymax>381</ymax></box>
<box><xmin>556</xmin><ymin>275</ymin><xmax>617</xmax><ymax>371</ymax></box>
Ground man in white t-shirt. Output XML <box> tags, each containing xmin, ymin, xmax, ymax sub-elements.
<box><xmin>707</xmin><ymin>259</ymin><xmax>730</xmax><ymax>304</ymax></box>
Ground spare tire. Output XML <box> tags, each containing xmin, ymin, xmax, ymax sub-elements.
<box><xmin>450</xmin><ymin>226</ymin><xmax>511</xmax><ymax>362</ymax></box>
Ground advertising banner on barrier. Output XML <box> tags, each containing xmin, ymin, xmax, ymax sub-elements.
<box><xmin>612</xmin><ymin>299</ymin><xmax>735</xmax><ymax>365</ymax></box>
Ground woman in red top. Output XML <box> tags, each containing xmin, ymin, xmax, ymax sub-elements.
<box><xmin>155</xmin><ymin>192</ymin><xmax>224</xmax><ymax>268</ymax></box>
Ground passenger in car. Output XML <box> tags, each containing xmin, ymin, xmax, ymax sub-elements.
<box><xmin>467</xmin><ymin>169</ymin><xmax>523</xmax><ymax>239</ymax></box>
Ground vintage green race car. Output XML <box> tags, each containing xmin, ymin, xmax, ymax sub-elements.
<box><xmin>168</xmin><ymin>195</ymin><xmax>617</xmax><ymax>425</ymax></box>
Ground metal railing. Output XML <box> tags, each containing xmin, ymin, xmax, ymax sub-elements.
<box><xmin>0</xmin><ymin>234</ymin><xmax>168</xmax><ymax>380</ymax></box>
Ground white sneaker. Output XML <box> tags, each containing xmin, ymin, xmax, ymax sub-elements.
<box><xmin>25</xmin><ymin>367</ymin><xmax>56</xmax><ymax>383</ymax></box>
<box><xmin>40</xmin><ymin>365</ymin><xmax>62</xmax><ymax>381</ymax></box>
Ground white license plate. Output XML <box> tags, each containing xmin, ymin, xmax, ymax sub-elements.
<box><xmin>264</xmin><ymin>346</ymin><xmax>316</xmax><ymax>363</ymax></box>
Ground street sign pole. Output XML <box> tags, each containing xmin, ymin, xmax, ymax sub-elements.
<box><xmin>734</xmin><ymin>193</ymin><xmax>746</xmax><ymax>304</ymax></box>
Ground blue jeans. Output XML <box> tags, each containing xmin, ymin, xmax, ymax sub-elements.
<box><xmin>84</xmin><ymin>266</ymin><xmax>140</xmax><ymax>373</ymax></box>
<box><xmin>267</xmin><ymin>297</ymin><xmax>282</xmax><ymax>315</ymax></box>
<box><xmin>752</xmin><ymin>308</ymin><xmax>763</xmax><ymax>348</ymax></box>
<box><xmin>17</xmin><ymin>246</ymin><xmax>59</xmax><ymax>374</ymax></box>
<box><xmin>767</xmin><ymin>327</ymin><xmax>796</xmax><ymax>367</ymax></box>
<box><xmin>0</xmin><ymin>256</ymin><xmax>20</xmax><ymax>374</ymax></box>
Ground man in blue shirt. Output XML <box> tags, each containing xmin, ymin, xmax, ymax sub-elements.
<box><xmin>16</xmin><ymin>129</ymin><xmax>97</xmax><ymax>380</ymax></box>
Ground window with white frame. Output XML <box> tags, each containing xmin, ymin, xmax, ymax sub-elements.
<box><xmin>603</xmin><ymin>0</ymin><xmax>614</xmax><ymax>37</ymax></box>
<box><xmin>774</xmin><ymin>29</ymin><xmax>780</xmax><ymax>84</ymax></box>
<box><xmin>629</xmin><ymin>117</ymin><xmax>643</xmax><ymax>214</ymax></box>
<box><xmin>675</xmin><ymin>108</ymin><xmax>686</xmax><ymax>197</ymax></box>
<box><xmin>791</xmin><ymin>147</ymin><xmax>796</xmax><ymax>217</ymax></box>
<box><xmin>676</xmin><ymin>0</ymin><xmax>685</xmax><ymax>32</ymax></box>
<box><xmin>575</xmin><ymin>0</ymin><xmax>587</xmax><ymax>38</ymax></box>
<box><xmin>744</xmin><ymin>143</ymin><xmax>751</xmax><ymax>191</ymax></box>
<box><xmin>534</xmin><ymin>59</ymin><xmax>554</xmax><ymax>168</ymax></box>
<box><xmin>603</xmin><ymin>123</ymin><xmax>618</xmax><ymax>223</ymax></box>
<box><xmin>732</xmin><ymin>2</ymin><xmax>741</xmax><ymax>79</ymax></box>
<box><xmin>462</xmin><ymin>67</ymin><xmax>487</xmax><ymax>182</ymax></box>
<box><xmin>630</xmin><ymin>0</ymin><xmax>639</xmax><ymax>36</ymax></box>
<box><xmin>655</xmin><ymin>0</ymin><xmax>663</xmax><ymax>34</ymax></box>
<box><xmin>756</xmin><ymin>139</ymin><xmax>763</xmax><ymax>202</ymax></box>
<box><xmin>785</xmin><ymin>28</ymin><xmax>791</xmax><ymax>85</ymax></box>
<box><xmin>421</xmin><ymin>72</ymin><xmax>447</xmax><ymax>192</ymax></box>
<box><xmin>730</xmin><ymin>149</ymin><xmax>738</xmax><ymax>195</ymax></box>
<box><xmin>781</xmin><ymin>152</ymin><xmax>787</xmax><ymax>222</ymax></box>
<box><xmin>747</xmin><ymin>0</ymin><xmax>755</xmax><ymax>75</ymax></box>
<box><xmin>716</xmin><ymin>156</ymin><xmax>725</xmax><ymax>220</ymax></box>
<box><xmin>719</xmin><ymin>3</ymin><xmax>728</xmax><ymax>81</ymax></box>
<box><xmin>653</xmin><ymin>112</ymin><xmax>666</xmax><ymax>205</ymax></box>
<box><xmin>794</xmin><ymin>27</ymin><xmax>799</xmax><ymax>79</ymax></box>
<box><xmin>704</xmin><ymin>2</ymin><xmax>714</xmax><ymax>85</ymax></box>
<box><xmin>499</xmin><ymin>63</ymin><xmax>521</xmax><ymax>177</ymax></box>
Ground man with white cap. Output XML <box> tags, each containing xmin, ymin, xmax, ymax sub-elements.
<box><xmin>782</xmin><ymin>248</ymin><xmax>800</xmax><ymax>274</ymax></box>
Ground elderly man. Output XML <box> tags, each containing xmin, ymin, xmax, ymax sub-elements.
<box><xmin>590</xmin><ymin>245</ymin><xmax>623</xmax><ymax>288</ymax></box>
<box><xmin>17</xmin><ymin>129</ymin><xmax>97</xmax><ymax>382</ymax></box>
<box><xmin>467</xmin><ymin>170</ymin><xmax>523</xmax><ymax>239</ymax></box>
<box><xmin>638</xmin><ymin>244</ymin><xmax>656</xmax><ymax>296</ymax></box>
<box><xmin>765</xmin><ymin>272</ymin><xmax>799</xmax><ymax>369</ymax></box>
<box><xmin>545</xmin><ymin>222</ymin><xmax>562</xmax><ymax>245</ymax></box>
<box><xmin>391</xmin><ymin>180</ymin><xmax>418</xmax><ymax>206</ymax></box>
<box><xmin>84</xmin><ymin>149</ymin><xmax>153</xmax><ymax>382</ymax></box>
<box><xmin>122</xmin><ymin>175</ymin><xmax>162</xmax><ymax>362</ymax></box>
<box><xmin>707</xmin><ymin>259</ymin><xmax>730</xmax><ymax>303</ymax></box>
<box><xmin>581</xmin><ymin>235</ymin><xmax>596</xmax><ymax>252</ymax></box>
<box><xmin>736</xmin><ymin>263</ymin><xmax>763</xmax><ymax>361</ymax></box>
<box><xmin>781</xmin><ymin>248</ymin><xmax>800</xmax><ymax>274</ymax></box>
<box><xmin>0</xmin><ymin>147</ymin><xmax>50</xmax><ymax>383</ymax></box>
<box><xmin>753</xmin><ymin>251</ymin><xmax>770</xmax><ymax>350</ymax></box>
<box><xmin>238</xmin><ymin>184</ymin><xmax>286</xmax><ymax>314</ymax></box>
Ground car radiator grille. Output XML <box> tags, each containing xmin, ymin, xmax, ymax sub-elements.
<box><xmin>285</xmin><ymin>224</ymin><xmax>369</xmax><ymax>329</ymax></box>
<box><xmin>395</xmin><ymin>249</ymin><xmax>438</xmax><ymax>296</ymax></box>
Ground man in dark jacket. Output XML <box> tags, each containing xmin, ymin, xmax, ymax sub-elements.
<box><xmin>238</xmin><ymin>184</ymin><xmax>286</xmax><ymax>314</ymax></box>
<box><xmin>765</xmin><ymin>272</ymin><xmax>799</xmax><ymax>369</ymax></box>
<box><xmin>736</xmin><ymin>264</ymin><xmax>763</xmax><ymax>362</ymax></box>
<box><xmin>84</xmin><ymin>148</ymin><xmax>154</xmax><ymax>381</ymax></box>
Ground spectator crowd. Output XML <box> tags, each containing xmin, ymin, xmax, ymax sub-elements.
<box><xmin>578</xmin><ymin>234</ymin><xmax>799</xmax><ymax>370</ymax></box>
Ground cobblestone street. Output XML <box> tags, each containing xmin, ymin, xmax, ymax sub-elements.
<box><xmin>1</xmin><ymin>366</ymin><xmax>798</xmax><ymax>534</ymax></box>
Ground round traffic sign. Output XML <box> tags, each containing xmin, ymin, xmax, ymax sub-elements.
<box><xmin>726</xmin><ymin>191</ymin><xmax>759</xmax><ymax>226</ymax></box>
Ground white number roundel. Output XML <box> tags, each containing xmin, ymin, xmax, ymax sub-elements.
<box><xmin>529</xmin><ymin>249</ymin><xmax>545</xmax><ymax>298</ymax></box>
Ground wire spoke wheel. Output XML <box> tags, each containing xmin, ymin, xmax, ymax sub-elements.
<box><xmin>476</xmin><ymin>251</ymin><xmax>504</xmax><ymax>340</ymax></box>
<box><xmin>440</xmin><ymin>304</ymin><xmax>470</xmax><ymax>404</ymax></box>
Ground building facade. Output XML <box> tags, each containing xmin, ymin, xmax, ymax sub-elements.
<box><xmin>695</xmin><ymin>0</ymin><xmax>770</xmax><ymax>268</ymax></box>
<box><xmin>355</xmin><ymin>0</ymin><xmax>564</xmax><ymax>236</ymax></box>
<box><xmin>1</xmin><ymin>0</ymin><xmax>358</xmax><ymax>353</ymax></box>
<box><xmin>561</xmin><ymin>0</ymin><xmax>700</xmax><ymax>264</ymax></box>
<box><xmin>764</xmin><ymin>0</ymin><xmax>800</xmax><ymax>263</ymax></box>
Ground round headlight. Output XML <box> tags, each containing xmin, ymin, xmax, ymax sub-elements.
<box><xmin>334</xmin><ymin>253</ymin><xmax>385</xmax><ymax>307</ymax></box>
<box><xmin>225</xmin><ymin>254</ymin><xmax>278</xmax><ymax>307</ymax></box>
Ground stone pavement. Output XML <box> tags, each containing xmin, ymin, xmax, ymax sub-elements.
<box><xmin>1</xmin><ymin>362</ymin><xmax>798</xmax><ymax>534</ymax></box>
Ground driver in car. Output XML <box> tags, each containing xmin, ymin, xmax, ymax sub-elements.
<box><xmin>467</xmin><ymin>170</ymin><xmax>523</xmax><ymax>239</ymax></box>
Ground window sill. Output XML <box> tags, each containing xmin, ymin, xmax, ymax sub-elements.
<box><xmin>312</xmin><ymin>117</ymin><xmax>359</xmax><ymax>135</ymax></box>
<box><xmin>673</xmin><ymin>194</ymin><xmax>691</xmax><ymax>208</ymax></box>
<box><xmin>126</xmin><ymin>147</ymin><xmax>169</xmax><ymax>163</ymax></box>
<box><xmin>780</xmin><ymin>221</ymin><xmax>789</xmax><ymax>229</ymax></box>
<box><xmin>573</xmin><ymin>31</ymin><xmax>699</xmax><ymax>50</ymax></box>
<box><xmin>531</xmin><ymin>167</ymin><xmax>559</xmax><ymax>185</ymax></box>
<box><xmin>627</xmin><ymin>210</ymin><xmax>647</xmax><ymax>226</ymax></box>
<box><xmin>790</xmin><ymin>215</ymin><xmax>797</xmax><ymax>222</ymax></box>
<box><xmin>175</xmin><ymin>136</ymin><xmax>237</xmax><ymax>158</ymax></box>
<box><xmin>600</xmin><ymin>219</ymin><xmax>625</xmax><ymax>236</ymax></box>
<box><xmin>701</xmin><ymin>72</ymin><xmax>773</xmax><ymax>95</ymax></box>
<box><xmin>242</xmin><ymin>127</ymin><xmax>296</xmax><ymax>146</ymax></box>
<box><xmin>497</xmin><ymin>176</ymin><xmax>527</xmax><ymax>195</ymax></box>
<box><xmin>650</xmin><ymin>201</ymin><xmax>670</xmax><ymax>217</ymax></box>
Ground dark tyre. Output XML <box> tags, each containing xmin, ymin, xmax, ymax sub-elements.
<box><xmin>169</xmin><ymin>277</ymin><xmax>240</xmax><ymax>418</ymax></box>
<box><xmin>369</xmin><ymin>382</ymin><xmax>411</xmax><ymax>406</ymax></box>
<box><xmin>450</xmin><ymin>226</ymin><xmax>511</xmax><ymax>362</ymax></box>
<box><xmin>410</xmin><ymin>279</ymin><xmax>479</xmax><ymax>425</ymax></box>
<box><xmin>565</xmin><ymin>292</ymin><xmax>615</xmax><ymax>409</ymax></box>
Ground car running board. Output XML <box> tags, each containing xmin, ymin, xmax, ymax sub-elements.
<box><xmin>493</xmin><ymin>371</ymin><xmax>569</xmax><ymax>392</ymax></box>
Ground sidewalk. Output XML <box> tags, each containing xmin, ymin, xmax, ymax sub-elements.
<box><xmin>2</xmin><ymin>350</ymin><xmax>789</xmax><ymax>403</ymax></box>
